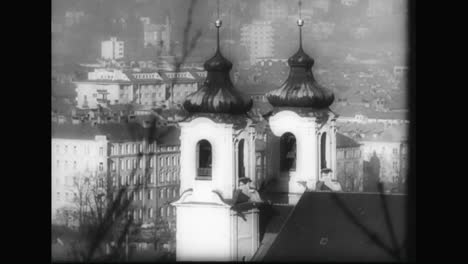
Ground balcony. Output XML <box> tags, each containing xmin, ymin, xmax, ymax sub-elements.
<box><xmin>196</xmin><ymin>168</ymin><xmax>212</xmax><ymax>179</ymax></box>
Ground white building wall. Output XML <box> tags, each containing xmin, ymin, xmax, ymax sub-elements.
<box><xmin>51</xmin><ymin>136</ymin><xmax>108</xmax><ymax>222</ymax></box>
<box><xmin>176</xmin><ymin>205</ymin><xmax>233</xmax><ymax>261</ymax></box>
<box><xmin>174</xmin><ymin>117</ymin><xmax>260</xmax><ymax>261</ymax></box>
<box><xmin>138</xmin><ymin>83</ymin><xmax>167</xmax><ymax>106</ymax></box>
<box><xmin>101</xmin><ymin>38</ymin><xmax>124</xmax><ymax>60</ymax></box>
<box><xmin>75</xmin><ymin>82</ymin><xmax>121</xmax><ymax>109</ymax></box>
<box><xmin>179</xmin><ymin>118</ymin><xmax>235</xmax><ymax>199</ymax></box>
<box><xmin>268</xmin><ymin>111</ymin><xmax>319</xmax><ymax>194</ymax></box>
<box><xmin>172</xmin><ymin>83</ymin><xmax>198</xmax><ymax>104</ymax></box>
<box><xmin>240</xmin><ymin>21</ymin><xmax>275</xmax><ymax>65</ymax></box>
<box><xmin>360</xmin><ymin>141</ymin><xmax>401</xmax><ymax>185</ymax></box>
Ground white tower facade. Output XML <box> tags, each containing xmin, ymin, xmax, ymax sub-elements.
<box><xmin>264</xmin><ymin>17</ymin><xmax>337</xmax><ymax>204</ymax></box>
<box><xmin>266</xmin><ymin>110</ymin><xmax>337</xmax><ymax>203</ymax></box>
<box><xmin>173</xmin><ymin>118</ymin><xmax>259</xmax><ymax>261</ymax></box>
<box><xmin>172</xmin><ymin>17</ymin><xmax>261</xmax><ymax>261</ymax></box>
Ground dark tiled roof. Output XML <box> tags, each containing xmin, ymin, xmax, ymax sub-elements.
<box><xmin>262</xmin><ymin>192</ymin><xmax>407</xmax><ymax>261</ymax></box>
<box><xmin>155</xmin><ymin>125</ymin><xmax>180</xmax><ymax>146</ymax></box>
<box><xmin>51</xmin><ymin>123</ymin><xmax>100</xmax><ymax>140</ymax></box>
<box><xmin>74</xmin><ymin>79</ymin><xmax>132</xmax><ymax>84</ymax></box>
<box><xmin>360</xmin><ymin>124</ymin><xmax>408</xmax><ymax>143</ymax></box>
<box><xmin>332</xmin><ymin>104</ymin><xmax>408</xmax><ymax>120</ymax></box>
<box><xmin>336</xmin><ymin>133</ymin><xmax>361</xmax><ymax>148</ymax></box>
<box><xmin>52</xmin><ymin>122</ymin><xmax>159</xmax><ymax>142</ymax></box>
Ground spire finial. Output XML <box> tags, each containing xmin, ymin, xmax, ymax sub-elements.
<box><xmin>297</xmin><ymin>0</ymin><xmax>304</xmax><ymax>50</ymax></box>
<box><xmin>215</xmin><ymin>0</ymin><xmax>222</xmax><ymax>52</ymax></box>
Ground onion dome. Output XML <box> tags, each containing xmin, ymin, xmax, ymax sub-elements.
<box><xmin>266</xmin><ymin>18</ymin><xmax>334</xmax><ymax>109</ymax></box>
<box><xmin>183</xmin><ymin>19</ymin><xmax>252</xmax><ymax>115</ymax></box>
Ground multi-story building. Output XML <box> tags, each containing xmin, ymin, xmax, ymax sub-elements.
<box><xmin>101</xmin><ymin>37</ymin><xmax>125</xmax><ymax>60</ymax></box>
<box><xmin>153</xmin><ymin>128</ymin><xmax>181</xmax><ymax>229</ymax></box>
<box><xmin>75</xmin><ymin>69</ymin><xmax>134</xmax><ymax>109</ymax></box>
<box><xmin>129</xmin><ymin>71</ymin><xmax>167</xmax><ymax>107</ymax></box>
<box><xmin>52</xmin><ymin>122</ymin><xmax>182</xmax><ymax>228</ymax></box>
<box><xmin>359</xmin><ymin>124</ymin><xmax>408</xmax><ymax>193</ymax></box>
<box><xmin>107</xmin><ymin>124</ymin><xmax>155</xmax><ymax>226</ymax></box>
<box><xmin>398</xmin><ymin>142</ymin><xmax>408</xmax><ymax>193</ymax></box>
<box><xmin>240</xmin><ymin>20</ymin><xmax>275</xmax><ymax>65</ymax></box>
<box><xmin>164</xmin><ymin>71</ymin><xmax>201</xmax><ymax>105</ymax></box>
<box><xmin>75</xmin><ymin>69</ymin><xmax>203</xmax><ymax>109</ymax></box>
<box><xmin>65</xmin><ymin>10</ymin><xmax>85</xmax><ymax>27</ymax></box>
<box><xmin>142</xmin><ymin>16</ymin><xmax>171</xmax><ymax>55</ymax></box>
<box><xmin>333</xmin><ymin>104</ymin><xmax>409</xmax><ymax>125</ymax></box>
<box><xmin>259</xmin><ymin>0</ymin><xmax>289</xmax><ymax>22</ymax></box>
<box><xmin>52</xmin><ymin>124</ymin><xmax>109</xmax><ymax>223</ymax></box>
<box><xmin>335</xmin><ymin>133</ymin><xmax>363</xmax><ymax>192</ymax></box>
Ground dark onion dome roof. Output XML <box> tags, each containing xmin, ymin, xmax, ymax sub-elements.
<box><xmin>266</xmin><ymin>19</ymin><xmax>334</xmax><ymax>109</ymax></box>
<box><xmin>183</xmin><ymin>19</ymin><xmax>252</xmax><ymax>115</ymax></box>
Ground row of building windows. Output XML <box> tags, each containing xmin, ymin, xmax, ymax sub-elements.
<box><xmin>118</xmin><ymin>174</ymin><xmax>151</xmax><ymax>186</ymax></box>
<box><xmin>337</xmin><ymin>149</ymin><xmax>361</xmax><ymax>160</ymax></box>
<box><xmin>111</xmin><ymin>155</ymin><xmax>180</xmax><ymax>171</ymax></box>
<box><xmin>110</xmin><ymin>144</ymin><xmax>179</xmax><ymax>156</ymax></box>
<box><xmin>56</xmin><ymin>160</ymin><xmax>104</xmax><ymax>171</ymax></box>
<box><xmin>111</xmin><ymin>143</ymin><xmax>145</xmax><ymax>155</ymax></box>
<box><xmin>112</xmin><ymin>159</ymin><xmax>144</xmax><ymax>171</ymax></box>
<box><xmin>56</xmin><ymin>191</ymin><xmax>76</xmax><ymax>202</ymax></box>
<box><xmin>127</xmin><ymin>206</ymin><xmax>176</xmax><ymax>220</ymax></box>
<box><xmin>159</xmin><ymin>187</ymin><xmax>178</xmax><ymax>199</ymax></box>
<box><xmin>55</xmin><ymin>145</ymin><xmax>104</xmax><ymax>156</ymax></box>
<box><xmin>159</xmin><ymin>170</ymin><xmax>179</xmax><ymax>183</ymax></box>
<box><xmin>159</xmin><ymin>155</ymin><xmax>179</xmax><ymax>167</ymax></box>
<box><xmin>114</xmin><ymin>170</ymin><xmax>179</xmax><ymax>186</ymax></box>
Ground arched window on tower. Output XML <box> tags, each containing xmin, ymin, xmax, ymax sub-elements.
<box><xmin>238</xmin><ymin>139</ymin><xmax>246</xmax><ymax>180</ymax></box>
<box><xmin>321</xmin><ymin>132</ymin><xmax>328</xmax><ymax>170</ymax></box>
<box><xmin>280</xmin><ymin>132</ymin><xmax>296</xmax><ymax>172</ymax></box>
<box><xmin>196</xmin><ymin>139</ymin><xmax>212</xmax><ymax>179</ymax></box>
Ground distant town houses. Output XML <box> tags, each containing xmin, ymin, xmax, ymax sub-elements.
<box><xmin>52</xmin><ymin>122</ymin><xmax>272</xmax><ymax>228</ymax></box>
<box><xmin>335</xmin><ymin>120</ymin><xmax>408</xmax><ymax>193</ymax></box>
<box><xmin>336</xmin><ymin>133</ymin><xmax>363</xmax><ymax>192</ymax></box>
<box><xmin>240</xmin><ymin>20</ymin><xmax>275</xmax><ymax>65</ymax></box>
<box><xmin>359</xmin><ymin>125</ymin><xmax>408</xmax><ymax>193</ymax></box>
<box><xmin>141</xmin><ymin>16</ymin><xmax>172</xmax><ymax>56</ymax></box>
<box><xmin>258</xmin><ymin>0</ymin><xmax>290</xmax><ymax>22</ymax></box>
<box><xmin>73</xmin><ymin>68</ymin><xmax>204</xmax><ymax>110</ymax></box>
<box><xmin>52</xmin><ymin>122</ymin><xmax>181</xmax><ymax>228</ymax></box>
<box><xmin>101</xmin><ymin>37</ymin><xmax>125</xmax><ymax>60</ymax></box>
<box><xmin>64</xmin><ymin>10</ymin><xmax>85</xmax><ymax>27</ymax></box>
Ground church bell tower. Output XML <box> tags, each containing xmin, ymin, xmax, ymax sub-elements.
<box><xmin>264</xmin><ymin>2</ymin><xmax>338</xmax><ymax>204</ymax></box>
<box><xmin>172</xmin><ymin>6</ymin><xmax>261</xmax><ymax>261</ymax></box>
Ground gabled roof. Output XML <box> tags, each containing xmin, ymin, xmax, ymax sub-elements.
<box><xmin>261</xmin><ymin>192</ymin><xmax>407</xmax><ymax>261</ymax></box>
<box><xmin>155</xmin><ymin>125</ymin><xmax>180</xmax><ymax>146</ymax></box>
<box><xmin>336</xmin><ymin>132</ymin><xmax>361</xmax><ymax>148</ymax></box>
<box><xmin>52</xmin><ymin>122</ymin><xmax>157</xmax><ymax>142</ymax></box>
<box><xmin>360</xmin><ymin>124</ymin><xmax>408</xmax><ymax>143</ymax></box>
<box><xmin>332</xmin><ymin>104</ymin><xmax>408</xmax><ymax>120</ymax></box>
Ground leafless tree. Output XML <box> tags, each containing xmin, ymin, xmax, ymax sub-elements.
<box><xmin>57</xmin><ymin>2</ymin><xmax>202</xmax><ymax>261</ymax></box>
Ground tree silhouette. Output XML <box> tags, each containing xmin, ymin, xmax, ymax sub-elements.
<box><xmin>53</xmin><ymin>1</ymin><xmax>201</xmax><ymax>261</ymax></box>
